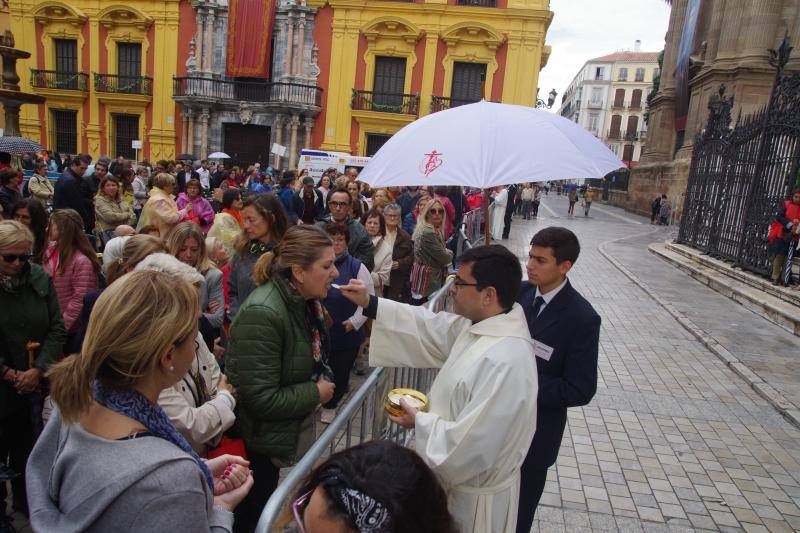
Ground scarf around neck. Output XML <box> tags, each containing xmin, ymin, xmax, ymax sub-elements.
<box><xmin>92</xmin><ymin>381</ymin><xmax>213</xmax><ymax>489</ymax></box>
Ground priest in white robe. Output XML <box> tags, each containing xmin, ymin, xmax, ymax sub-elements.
<box><xmin>340</xmin><ymin>245</ymin><xmax>538</xmax><ymax>533</ymax></box>
<box><xmin>491</xmin><ymin>187</ymin><xmax>508</xmax><ymax>241</ymax></box>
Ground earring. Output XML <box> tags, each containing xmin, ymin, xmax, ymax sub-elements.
<box><xmin>169</xmin><ymin>366</ymin><xmax>175</xmax><ymax>372</ymax></box>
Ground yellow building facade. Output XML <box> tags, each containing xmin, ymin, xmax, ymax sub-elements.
<box><xmin>8</xmin><ymin>0</ymin><xmax>182</xmax><ymax>161</ymax></box>
<box><xmin>309</xmin><ymin>0</ymin><xmax>553</xmax><ymax>155</ymax></box>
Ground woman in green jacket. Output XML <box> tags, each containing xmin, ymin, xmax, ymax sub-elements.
<box><xmin>0</xmin><ymin>220</ymin><xmax>66</xmax><ymax>525</ymax></box>
<box><xmin>410</xmin><ymin>198</ymin><xmax>453</xmax><ymax>305</ymax></box>
<box><xmin>226</xmin><ymin>225</ymin><xmax>338</xmax><ymax>533</ymax></box>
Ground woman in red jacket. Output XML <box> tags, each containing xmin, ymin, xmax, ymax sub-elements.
<box><xmin>44</xmin><ymin>209</ymin><xmax>100</xmax><ymax>353</ymax></box>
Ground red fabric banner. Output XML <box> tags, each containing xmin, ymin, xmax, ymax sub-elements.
<box><xmin>226</xmin><ymin>0</ymin><xmax>276</xmax><ymax>78</ymax></box>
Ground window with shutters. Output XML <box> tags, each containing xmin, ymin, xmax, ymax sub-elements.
<box><xmin>609</xmin><ymin>115</ymin><xmax>622</xmax><ymax>138</ymax></box>
<box><xmin>635</xmin><ymin>68</ymin><xmax>645</xmax><ymax>82</ymax></box>
<box><xmin>594</xmin><ymin>67</ymin><xmax>604</xmax><ymax>80</ymax></box>
<box><xmin>112</xmin><ymin>114</ymin><xmax>139</xmax><ymax>160</ymax></box>
<box><xmin>630</xmin><ymin>89</ymin><xmax>643</xmax><ymax>109</ymax></box>
<box><xmin>618</xmin><ymin>68</ymin><xmax>628</xmax><ymax>81</ymax></box>
<box><xmin>587</xmin><ymin>113</ymin><xmax>599</xmax><ymax>135</ymax></box>
<box><xmin>451</xmin><ymin>62</ymin><xmax>486</xmax><ymax>107</ymax></box>
<box><xmin>622</xmin><ymin>144</ymin><xmax>634</xmax><ymax>162</ymax></box>
<box><xmin>117</xmin><ymin>43</ymin><xmax>142</xmax><ymax>93</ymax></box>
<box><xmin>373</xmin><ymin>56</ymin><xmax>406</xmax><ymax>107</ymax></box>
<box><xmin>54</xmin><ymin>39</ymin><xmax>79</xmax><ymax>89</ymax></box>
<box><xmin>626</xmin><ymin>115</ymin><xmax>639</xmax><ymax>140</ymax></box>
<box><xmin>613</xmin><ymin>88</ymin><xmax>625</xmax><ymax>107</ymax></box>
<box><xmin>608</xmin><ymin>143</ymin><xmax>619</xmax><ymax>156</ymax></box>
<box><xmin>51</xmin><ymin>110</ymin><xmax>78</xmax><ymax>155</ymax></box>
<box><xmin>366</xmin><ymin>134</ymin><xmax>392</xmax><ymax>157</ymax></box>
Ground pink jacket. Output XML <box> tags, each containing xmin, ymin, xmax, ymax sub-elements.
<box><xmin>45</xmin><ymin>252</ymin><xmax>98</xmax><ymax>333</ymax></box>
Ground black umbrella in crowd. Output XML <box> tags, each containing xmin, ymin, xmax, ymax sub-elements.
<box><xmin>0</xmin><ymin>136</ymin><xmax>44</xmax><ymax>155</ymax></box>
<box><xmin>176</xmin><ymin>153</ymin><xmax>196</xmax><ymax>161</ymax></box>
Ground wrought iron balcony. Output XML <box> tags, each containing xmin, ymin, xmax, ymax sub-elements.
<box><xmin>456</xmin><ymin>0</ymin><xmax>496</xmax><ymax>6</ymax></box>
<box><xmin>607</xmin><ymin>129</ymin><xmax>621</xmax><ymax>140</ymax></box>
<box><xmin>611</xmin><ymin>100</ymin><xmax>625</xmax><ymax>109</ymax></box>
<box><xmin>94</xmin><ymin>73</ymin><xmax>153</xmax><ymax>95</ymax></box>
<box><xmin>624</xmin><ymin>131</ymin><xmax>639</xmax><ymax>141</ymax></box>
<box><xmin>173</xmin><ymin>77</ymin><xmax>322</xmax><ymax>107</ymax></box>
<box><xmin>639</xmin><ymin>130</ymin><xmax>648</xmax><ymax>140</ymax></box>
<box><xmin>351</xmin><ymin>89</ymin><xmax>419</xmax><ymax>115</ymax></box>
<box><xmin>430</xmin><ymin>95</ymin><xmax>482</xmax><ymax>113</ymax></box>
<box><xmin>30</xmin><ymin>69</ymin><xmax>88</xmax><ymax>92</ymax></box>
<box><xmin>587</xmin><ymin>100</ymin><xmax>604</xmax><ymax>109</ymax></box>
<box><xmin>628</xmin><ymin>101</ymin><xmax>643</xmax><ymax>110</ymax></box>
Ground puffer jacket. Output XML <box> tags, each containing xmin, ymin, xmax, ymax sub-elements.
<box><xmin>225</xmin><ymin>274</ymin><xmax>321</xmax><ymax>465</ymax></box>
<box><xmin>44</xmin><ymin>251</ymin><xmax>98</xmax><ymax>333</ymax></box>
<box><xmin>0</xmin><ymin>263</ymin><xmax>66</xmax><ymax>419</ymax></box>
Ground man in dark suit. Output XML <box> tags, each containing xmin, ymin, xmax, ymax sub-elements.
<box><xmin>175</xmin><ymin>162</ymin><xmax>199</xmax><ymax>195</ymax></box>
<box><xmin>53</xmin><ymin>155</ymin><xmax>92</xmax><ymax>232</ymax></box>
<box><xmin>502</xmin><ymin>184</ymin><xmax>518</xmax><ymax>239</ymax></box>
<box><xmin>516</xmin><ymin>226</ymin><xmax>600</xmax><ymax>533</ymax></box>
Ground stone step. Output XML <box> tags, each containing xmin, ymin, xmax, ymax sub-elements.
<box><xmin>649</xmin><ymin>242</ymin><xmax>800</xmax><ymax>338</ymax></box>
<box><xmin>663</xmin><ymin>241</ymin><xmax>800</xmax><ymax>309</ymax></box>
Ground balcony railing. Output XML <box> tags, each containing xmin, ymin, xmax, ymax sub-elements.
<box><xmin>608</xmin><ymin>129</ymin><xmax>621</xmax><ymax>140</ymax></box>
<box><xmin>30</xmin><ymin>69</ymin><xmax>88</xmax><ymax>91</ymax></box>
<box><xmin>587</xmin><ymin>100</ymin><xmax>604</xmax><ymax>109</ymax></box>
<box><xmin>173</xmin><ymin>77</ymin><xmax>322</xmax><ymax>107</ymax></box>
<box><xmin>628</xmin><ymin>101</ymin><xmax>643</xmax><ymax>110</ymax></box>
<box><xmin>94</xmin><ymin>73</ymin><xmax>153</xmax><ymax>95</ymax></box>
<box><xmin>639</xmin><ymin>130</ymin><xmax>648</xmax><ymax>140</ymax></box>
<box><xmin>456</xmin><ymin>0</ymin><xmax>496</xmax><ymax>6</ymax></box>
<box><xmin>611</xmin><ymin>100</ymin><xmax>625</xmax><ymax>109</ymax></box>
<box><xmin>430</xmin><ymin>95</ymin><xmax>482</xmax><ymax>113</ymax></box>
<box><xmin>351</xmin><ymin>89</ymin><xmax>419</xmax><ymax>115</ymax></box>
<box><xmin>624</xmin><ymin>131</ymin><xmax>639</xmax><ymax>141</ymax></box>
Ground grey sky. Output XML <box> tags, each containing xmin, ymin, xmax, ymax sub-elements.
<box><xmin>536</xmin><ymin>0</ymin><xmax>671</xmax><ymax>110</ymax></box>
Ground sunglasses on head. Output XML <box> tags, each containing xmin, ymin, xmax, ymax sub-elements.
<box><xmin>1</xmin><ymin>253</ymin><xmax>31</xmax><ymax>264</ymax></box>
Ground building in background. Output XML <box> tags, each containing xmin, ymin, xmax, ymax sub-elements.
<box><xmin>9</xmin><ymin>0</ymin><xmax>181</xmax><ymax>162</ymax></box>
<box><xmin>619</xmin><ymin>0</ymin><xmax>800</xmax><ymax>216</ymax></box>
<box><xmin>310</xmin><ymin>0</ymin><xmax>552</xmax><ymax>158</ymax></box>
<box><xmin>558</xmin><ymin>43</ymin><xmax>659</xmax><ymax>168</ymax></box>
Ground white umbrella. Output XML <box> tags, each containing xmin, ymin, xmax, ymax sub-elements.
<box><xmin>358</xmin><ymin>100</ymin><xmax>624</xmax><ymax>242</ymax></box>
<box><xmin>208</xmin><ymin>152</ymin><xmax>230</xmax><ymax>159</ymax></box>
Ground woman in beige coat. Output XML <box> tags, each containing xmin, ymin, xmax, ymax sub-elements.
<box><xmin>94</xmin><ymin>176</ymin><xmax>135</xmax><ymax>247</ymax></box>
<box><xmin>136</xmin><ymin>172</ymin><xmax>187</xmax><ymax>240</ymax></box>
<box><xmin>28</xmin><ymin>162</ymin><xmax>54</xmax><ymax>206</ymax></box>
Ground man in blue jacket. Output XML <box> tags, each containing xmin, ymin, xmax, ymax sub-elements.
<box><xmin>516</xmin><ymin>226</ymin><xmax>600</xmax><ymax>532</ymax></box>
<box><xmin>53</xmin><ymin>155</ymin><xmax>92</xmax><ymax>232</ymax></box>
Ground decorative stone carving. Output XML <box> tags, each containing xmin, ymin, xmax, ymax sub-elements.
<box><xmin>310</xmin><ymin>43</ymin><xmax>321</xmax><ymax>78</ymax></box>
<box><xmin>186</xmin><ymin>37</ymin><xmax>197</xmax><ymax>71</ymax></box>
<box><xmin>239</xmin><ymin>102</ymin><xmax>253</xmax><ymax>125</ymax></box>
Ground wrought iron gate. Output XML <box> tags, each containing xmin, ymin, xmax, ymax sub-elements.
<box><xmin>677</xmin><ymin>36</ymin><xmax>800</xmax><ymax>276</ymax></box>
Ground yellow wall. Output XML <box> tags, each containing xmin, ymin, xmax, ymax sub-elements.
<box><xmin>8</xmin><ymin>0</ymin><xmax>180</xmax><ymax>161</ymax></box>
<box><xmin>310</xmin><ymin>0</ymin><xmax>553</xmax><ymax>154</ymax></box>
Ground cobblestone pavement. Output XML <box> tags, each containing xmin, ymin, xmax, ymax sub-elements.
<box><xmin>507</xmin><ymin>194</ymin><xmax>800</xmax><ymax>532</ymax></box>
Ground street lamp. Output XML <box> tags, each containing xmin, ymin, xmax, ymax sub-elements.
<box><xmin>536</xmin><ymin>87</ymin><xmax>558</xmax><ymax>109</ymax></box>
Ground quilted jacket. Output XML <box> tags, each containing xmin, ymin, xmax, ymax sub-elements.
<box><xmin>44</xmin><ymin>251</ymin><xmax>98</xmax><ymax>333</ymax></box>
<box><xmin>225</xmin><ymin>274</ymin><xmax>321</xmax><ymax>464</ymax></box>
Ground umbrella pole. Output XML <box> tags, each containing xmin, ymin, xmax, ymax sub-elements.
<box><xmin>483</xmin><ymin>188</ymin><xmax>490</xmax><ymax>245</ymax></box>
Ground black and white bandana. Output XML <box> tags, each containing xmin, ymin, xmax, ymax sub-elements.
<box><xmin>336</xmin><ymin>487</ymin><xmax>391</xmax><ymax>533</ymax></box>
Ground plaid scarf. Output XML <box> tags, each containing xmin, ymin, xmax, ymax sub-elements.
<box><xmin>288</xmin><ymin>280</ymin><xmax>334</xmax><ymax>382</ymax></box>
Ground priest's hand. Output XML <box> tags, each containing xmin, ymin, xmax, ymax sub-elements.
<box><xmin>389</xmin><ymin>398</ymin><xmax>418</xmax><ymax>429</ymax></box>
<box><xmin>339</xmin><ymin>279</ymin><xmax>370</xmax><ymax>308</ymax></box>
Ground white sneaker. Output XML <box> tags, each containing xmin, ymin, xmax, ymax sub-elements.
<box><xmin>320</xmin><ymin>408</ymin><xmax>337</xmax><ymax>424</ymax></box>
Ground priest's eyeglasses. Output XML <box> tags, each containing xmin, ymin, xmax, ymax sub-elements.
<box><xmin>452</xmin><ymin>276</ymin><xmax>479</xmax><ymax>289</ymax></box>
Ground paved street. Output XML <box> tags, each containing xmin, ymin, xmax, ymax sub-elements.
<box><xmin>506</xmin><ymin>194</ymin><xmax>800</xmax><ymax>532</ymax></box>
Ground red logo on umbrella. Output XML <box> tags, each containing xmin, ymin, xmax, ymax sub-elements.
<box><xmin>420</xmin><ymin>150</ymin><xmax>443</xmax><ymax>176</ymax></box>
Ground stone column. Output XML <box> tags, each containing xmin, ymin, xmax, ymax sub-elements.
<box><xmin>204</xmin><ymin>11</ymin><xmax>215</xmax><ymax>72</ymax></box>
<box><xmin>294</xmin><ymin>17</ymin><xmax>306</xmax><ymax>76</ymax></box>
<box><xmin>181</xmin><ymin>108</ymin><xmax>190</xmax><ymax>151</ymax></box>
<box><xmin>195</xmin><ymin>11</ymin><xmax>205</xmax><ymax>73</ymax></box>
<box><xmin>703</xmin><ymin>0</ymin><xmax>726</xmax><ymax>63</ymax></box>
<box><xmin>273</xmin><ymin>114</ymin><xmax>284</xmax><ymax>169</ymax></box>
<box><xmin>288</xmin><ymin>115</ymin><xmax>300</xmax><ymax>169</ymax></box>
<box><xmin>199</xmin><ymin>108</ymin><xmax>210</xmax><ymax>160</ymax></box>
<box><xmin>186</xmin><ymin>108</ymin><xmax>196</xmax><ymax>157</ymax></box>
<box><xmin>304</xmin><ymin>118</ymin><xmax>314</xmax><ymax>150</ymax></box>
<box><xmin>741</xmin><ymin>0</ymin><xmax>782</xmax><ymax>63</ymax></box>
<box><xmin>285</xmin><ymin>16</ymin><xmax>295</xmax><ymax>77</ymax></box>
<box><xmin>717</xmin><ymin>0</ymin><xmax>746</xmax><ymax>62</ymax></box>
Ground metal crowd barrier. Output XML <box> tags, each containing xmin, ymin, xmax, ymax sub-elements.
<box><xmin>254</xmin><ymin>277</ymin><xmax>456</xmax><ymax>532</ymax></box>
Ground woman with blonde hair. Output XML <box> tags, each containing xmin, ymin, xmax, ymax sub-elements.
<box><xmin>226</xmin><ymin>225</ymin><xmax>337</xmax><ymax>533</ymax></box>
<box><xmin>95</xmin><ymin>175</ymin><xmax>136</xmax><ymax>248</ymax></box>
<box><xmin>410</xmin><ymin>198</ymin><xmax>452</xmax><ymax>305</ymax></box>
<box><xmin>44</xmin><ymin>209</ymin><xmax>101</xmax><ymax>352</ymax></box>
<box><xmin>167</xmin><ymin>222</ymin><xmax>224</xmax><ymax>350</ymax></box>
<box><xmin>136</xmin><ymin>172</ymin><xmax>187</xmax><ymax>239</ymax></box>
<box><xmin>26</xmin><ymin>270</ymin><xmax>253</xmax><ymax>532</ymax></box>
<box><xmin>0</xmin><ymin>220</ymin><xmax>65</xmax><ymax>525</ymax></box>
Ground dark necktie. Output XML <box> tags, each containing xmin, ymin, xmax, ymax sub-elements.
<box><xmin>531</xmin><ymin>296</ymin><xmax>545</xmax><ymax>319</ymax></box>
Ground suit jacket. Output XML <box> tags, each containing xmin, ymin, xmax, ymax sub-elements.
<box><xmin>385</xmin><ymin>228</ymin><xmax>413</xmax><ymax>301</ymax></box>
<box><xmin>517</xmin><ymin>279</ymin><xmax>600</xmax><ymax>469</ymax></box>
<box><xmin>54</xmin><ymin>169</ymin><xmax>93</xmax><ymax>232</ymax></box>
<box><xmin>176</xmin><ymin>170</ymin><xmax>200</xmax><ymax>194</ymax></box>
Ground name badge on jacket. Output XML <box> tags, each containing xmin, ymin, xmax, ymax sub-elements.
<box><xmin>533</xmin><ymin>340</ymin><xmax>554</xmax><ymax>361</ymax></box>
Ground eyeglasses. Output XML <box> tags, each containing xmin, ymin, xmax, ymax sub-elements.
<box><xmin>1</xmin><ymin>253</ymin><xmax>31</xmax><ymax>264</ymax></box>
<box><xmin>453</xmin><ymin>276</ymin><xmax>479</xmax><ymax>289</ymax></box>
<box><xmin>428</xmin><ymin>208</ymin><xmax>445</xmax><ymax>215</ymax></box>
<box><xmin>329</xmin><ymin>201</ymin><xmax>349</xmax><ymax>209</ymax></box>
<box><xmin>292</xmin><ymin>490</ymin><xmax>313</xmax><ymax>533</ymax></box>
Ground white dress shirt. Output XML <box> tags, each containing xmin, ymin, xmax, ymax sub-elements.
<box><xmin>533</xmin><ymin>277</ymin><xmax>568</xmax><ymax>317</ymax></box>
